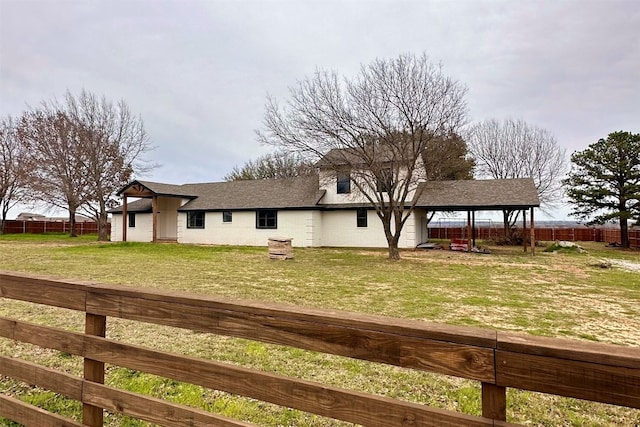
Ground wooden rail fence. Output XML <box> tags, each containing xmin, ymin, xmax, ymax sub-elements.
<box><xmin>0</xmin><ymin>272</ymin><xmax>639</xmax><ymax>426</ymax></box>
<box><xmin>428</xmin><ymin>226</ymin><xmax>640</xmax><ymax>249</ymax></box>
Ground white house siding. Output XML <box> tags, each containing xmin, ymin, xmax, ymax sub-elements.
<box><xmin>306</xmin><ymin>210</ymin><xmax>322</xmax><ymax>247</ymax></box>
<box><xmin>156</xmin><ymin>197</ymin><xmax>182</xmax><ymax>240</ymax></box>
<box><xmin>177</xmin><ymin>210</ymin><xmax>318</xmax><ymax>247</ymax></box>
<box><xmin>318</xmin><ymin>165</ymin><xmax>424</xmax><ymax>206</ymax></box>
<box><xmin>110</xmin><ymin>215</ymin><xmax>119</xmax><ymax>241</ymax></box>
<box><xmin>111</xmin><ymin>213</ymin><xmax>154</xmax><ymax>242</ymax></box>
<box><xmin>112</xmin><ymin>208</ymin><xmax>420</xmax><ymax>248</ymax></box>
<box><xmin>319</xmin><ymin>210</ymin><xmax>418</xmax><ymax>248</ymax></box>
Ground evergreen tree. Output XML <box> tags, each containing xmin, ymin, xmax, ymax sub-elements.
<box><xmin>564</xmin><ymin>131</ymin><xmax>640</xmax><ymax>248</ymax></box>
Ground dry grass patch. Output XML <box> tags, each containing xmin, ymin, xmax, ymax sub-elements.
<box><xmin>0</xmin><ymin>235</ymin><xmax>639</xmax><ymax>426</ymax></box>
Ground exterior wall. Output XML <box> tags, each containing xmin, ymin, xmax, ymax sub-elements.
<box><xmin>177</xmin><ymin>210</ymin><xmax>318</xmax><ymax>247</ymax></box>
<box><xmin>156</xmin><ymin>197</ymin><xmax>183</xmax><ymax>240</ymax></box>
<box><xmin>318</xmin><ymin>167</ymin><xmax>424</xmax><ymax>206</ymax></box>
<box><xmin>113</xmin><ymin>207</ymin><xmax>420</xmax><ymax>249</ymax></box>
<box><xmin>319</xmin><ymin>209</ymin><xmax>418</xmax><ymax>248</ymax></box>
<box><xmin>306</xmin><ymin>210</ymin><xmax>323</xmax><ymax>247</ymax></box>
<box><xmin>110</xmin><ymin>213</ymin><xmax>153</xmax><ymax>242</ymax></box>
<box><xmin>412</xmin><ymin>208</ymin><xmax>429</xmax><ymax>244</ymax></box>
<box><xmin>110</xmin><ymin>215</ymin><xmax>119</xmax><ymax>241</ymax></box>
<box><xmin>318</xmin><ymin>170</ymin><xmax>370</xmax><ymax>205</ymax></box>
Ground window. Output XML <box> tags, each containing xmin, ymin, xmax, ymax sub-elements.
<box><xmin>187</xmin><ymin>211</ymin><xmax>205</xmax><ymax>229</ymax></box>
<box><xmin>356</xmin><ymin>208</ymin><xmax>368</xmax><ymax>228</ymax></box>
<box><xmin>128</xmin><ymin>212</ymin><xmax>136</xmax><ymax>228</ymax></box>
<box><xmin>256</xmin><ymin>210</ymin><xmax>277</xmax><ymax>229</ymax></box>
<box><xmin>336</xmin><ymin>172</ymin><xmax>351</xmax><ymax>194</ymax></box>
<box><xmin>376</xmin><ymin>167</ymin><xmax>392</xmax><ymax>193</ymax></box>
<box><xmin>222</xmin><ymin>211</ymin><xmax>232</xmax><ymax>223</ymax></box>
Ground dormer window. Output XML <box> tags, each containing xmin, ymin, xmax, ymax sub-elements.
<box><xmin>337</xmin><ymin>172</ymin><xmax>351</xmax><ymax>194</ymax></box>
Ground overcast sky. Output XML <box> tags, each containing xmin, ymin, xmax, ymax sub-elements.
<box><xmin>1</xmin><ymin>0</ymin><xmax>639</xmax><ymax>219</ymax></box>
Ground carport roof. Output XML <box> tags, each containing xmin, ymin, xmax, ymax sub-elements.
<box><xmin>413</xmin><ymin>178</ymin><xmax>540</xmax><ymax>211</ymax></box>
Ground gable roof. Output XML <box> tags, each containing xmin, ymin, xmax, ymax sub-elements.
<box><xmin>110</xmin><ymin>176</ymin><xmax>325</xmax><ymax>213</ymax></box>
<box><xmin>117</xmin><ymin>180</ymin><xmax>197</xmax><ymax>198</ymax></box>
<box><xmin>317</xmin><ymin>145</ymin><xmax>415</xmax><ymax>168</ymax></box>
<box><xmin>179</xmin><ymin>176</ymin><xmax>325</xmax><ymax>211</ymax></box>
<box><xmin>414</xmin><ymin>178</ymin><xmax>540</xmax><ymax>211</ymax></box>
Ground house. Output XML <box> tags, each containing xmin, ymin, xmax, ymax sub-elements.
<box><xmin>110</xmin><ymin>172</ymin><xmax>540</xmax><ymax>249</ymax></box>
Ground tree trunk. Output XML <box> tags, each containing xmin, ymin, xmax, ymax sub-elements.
<box><xmin>69</xmin><ymin>208</ymin><xmax>78</xmax><ymax>237</ymax></box>
<box><xmin>387</xmin><ymin>241</ymin><xmax>401</xmax><ymax>260</ymax></box>
<box><xmin>620</xmin><ymin>216</ymin><xmax>630</xmax><ymax>248</ymax></box>
<box><xmin>502</xmin><ymin>210</ymin><xmax>511</xmax><ymax>241</ymax></box>
<box><xmin>382</xmin><ymin>215</ymin><xmax>402</xmax><ymax>260</ymax></box>
<box><xmin>0</xmin><ymin>207</ymin><xmax>7</xmax><ymax>235</ymax></box>
<box><xmin>97</xmin><ymin>212</ymin><xmax>109</xmax><ymax>241</ymax></box>
<box><xmin>97</xmin><ymin>200</ymin><xmax>109</xmax><ymax>241</ymax></box>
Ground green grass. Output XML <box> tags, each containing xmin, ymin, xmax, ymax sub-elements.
<box><xmin>0</xmin><ymin>234</ymin><xmax>639</xmax><ymax>426</ymax></box>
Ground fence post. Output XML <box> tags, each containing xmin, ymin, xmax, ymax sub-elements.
<box><xmin>482</xmin><ymin>382</ymin><xmax>506</xmax><ymax>421</ymax></box>
<box><xmin>83</xmin><ymin>313</ymin><xmax>106</xmax><ymax>426</ymax></box>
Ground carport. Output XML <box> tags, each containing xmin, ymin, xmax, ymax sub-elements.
<box><xmin>413</xmin><ymin>178</ymin><xmax>541</xmax><ymax>255</ymax></box>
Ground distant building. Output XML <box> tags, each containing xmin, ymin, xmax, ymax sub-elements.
<box><xmin>15</xmin><ymin>212</ymin><xmax>95</xmax><ymax>222</ymax></box>
<box><xmin>15</xmin><ymin>213</ymin><xmax>46</xmax><ymax>221</ymax></box>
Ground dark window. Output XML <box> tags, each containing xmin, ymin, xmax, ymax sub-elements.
<box><xmin>128</xmin><ymin>212</ymin><xmax>136</xmax><ymax>228</ymax></box>
<box><xmin>356</xmin><ymin>208</ymin><xmax>368</xmax><ymax>228</ymax></box>
<box><xmin>187</xmin><ymin>211</ymin><xmax>205</xmax><ymax>229</ymax></box>
<box><xmin>256</xmin><ymin>210</ymin><xmax>277</xmax><ymax>229</ymax></box>
<box><xmin>376</xmin><ymin>167</ymin><xmax>392</xmax><ymax>193</ymax></box>
<box><xmin>337</xmin><ymin>172</ymin><xmax>351</xmax><ymax>194</ymax></box>
<box><xmin>222</xmin><ymin>211</ymin><xmax>232</xmax><ymax>223</ymax></box>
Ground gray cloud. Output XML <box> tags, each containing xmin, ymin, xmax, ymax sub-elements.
<box><xmin>1</xmin><ymin>0</ymin><xmax>638</xmax><ymax>208</ymax></box>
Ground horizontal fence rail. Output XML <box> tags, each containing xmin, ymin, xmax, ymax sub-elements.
<box><xmin>1</xmin><ymin>272</ymin><xmax>639</xmax><ymax>426</ymax></box>
<box><xmin>427</xmin><ymin>226</ymin><xmax>640</xmax><ymax>249</ymax></box>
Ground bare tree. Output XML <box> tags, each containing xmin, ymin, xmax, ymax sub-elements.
<box><xmin>258</xmin><ymin>53</ymin><xmax>468</xmax><ymax>259</ymax></box>
<box><xmin>0</xmin><ymin>116</ymin><xmax>34</xmax><ymax>233</ymax></box>
<box><xmin>224</xmin><ymin>150</ymin><xmax>314</xmax><ymax>181</ymax></box>
<box><xmin>19</xmin><ymin>90</ymin><xmax>154</xmax><ymax>240</ymax></box>
<box><xmin>63</xmin><ymin>90</ymin><xmax>154</xmax><ymax>241</ymax></box>
<box><xmin>466</xmin><ymin>118</ymin><xmax>567</xmax><ymax>240</ymax></box>
<box><xmin>18</xmin><ymin>109</ymin><xmax>90</xmax><ymax>237</ymax></box>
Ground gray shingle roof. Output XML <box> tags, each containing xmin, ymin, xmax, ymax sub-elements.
<box><xmin>110</xmin><ymin>176</ymin><xmax>539</xmax><ymax>214</ymax></box>
<box><xmin>112</xmin><ymin>198</ymin><xmax>153</xmax><ymax>213</ymax></box>
<box><xmin>413</xmin><ymin>178</ymin><xmax>540</xmax><ymax>210</ymax></box>
<box><xmin>110</xmin><ymin>176</ymin><xmax>325</xmax><ymax>213</ymax></box>
<box><xmin>179</xmin><ymin>176</ymin><xmax>325</xmax><ymax>211</ymax></box>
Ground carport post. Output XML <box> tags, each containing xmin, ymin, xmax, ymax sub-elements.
<box><xmin>471</xmin><ymin>210</ymin><xmax>476</xmax><ymax>247</ymax></box>
<box><xmin>466</xmin><ymin>210</ymin><xmax>472</xmax><ymax>252</ymax></box>
<box><xmin>122</xmin><ymin>195</ymin><xmax>128</xmax><ymax>242</ymax></box>
<box><xmin>530</xmin><ymin>207</ymin><xmax>535</xmax><ymax>256</ymax></box>
<box><xmin>522</xmin><ymin>209</ymin><xmax>527</xmax><ymax>252</ymax></box>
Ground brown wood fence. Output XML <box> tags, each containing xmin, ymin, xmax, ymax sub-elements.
<box><xmin>0</xmin><ymin>272</ymin><xmax>639</xmax><ymax>426</ymax></box>
<box><xmin>1</xmin><ymin>220</ymin><xmax>106</xmax><ymax>235</ymax></box>
<box><xmin>428</xmin><ymin>227</ymin><xmax>640</xmax><ymax>249</ymax></box>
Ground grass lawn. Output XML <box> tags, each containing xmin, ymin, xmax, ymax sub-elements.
<box><xmin>0</xmin><ymin>233</ymin><xmax>639</xmax><ymax>426</ymax></box>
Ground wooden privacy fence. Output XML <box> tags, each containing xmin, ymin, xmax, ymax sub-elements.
<box><xmin>428</xmin><ymin>226</ymin><xmax>640</xmax><ymax>249</ymax></box>
<box><xmin>0</xmin><ymin>272</ymin><xmax>639</xmax><ymax>427</ymax></box>
<box><xmin>1</xmin><ymin>220</ymin><xmax>106</xmax><ymax>235</ymax></box>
